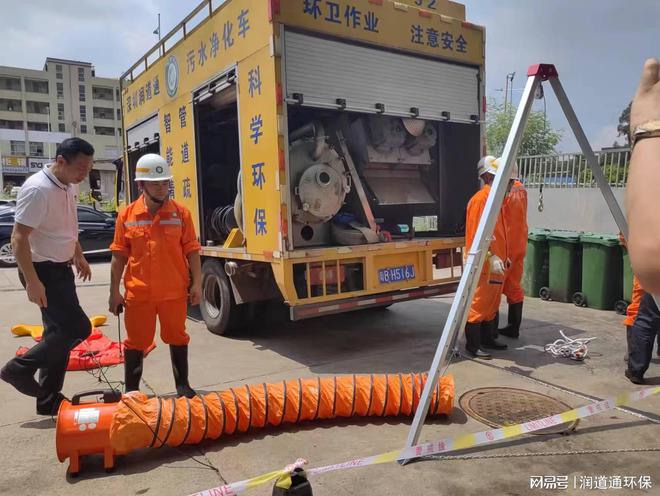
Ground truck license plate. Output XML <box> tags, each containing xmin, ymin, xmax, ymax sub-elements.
<box><xmin>379</xmin><ymin>265</ymin><xmax>415</xmax><ymax>284</ymax></box>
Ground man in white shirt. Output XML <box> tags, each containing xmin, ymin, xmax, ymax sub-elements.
<box><xmin>0</xmin><ymin>138</ymin><xmax>94</xmax><ymax>416</ymax></box>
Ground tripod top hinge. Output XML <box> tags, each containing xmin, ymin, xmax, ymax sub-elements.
<box><xmin>527</xmin><ymin>64</ymin><xmax>559</xmax><ymax>81</ymax></box>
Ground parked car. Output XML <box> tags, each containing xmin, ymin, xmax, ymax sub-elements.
<box><xmin>0</xmin><ymin>205</ymin><xmax>116</xmax><ymax>268</ymax></box>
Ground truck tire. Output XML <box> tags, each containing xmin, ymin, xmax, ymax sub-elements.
<box><xmin>200</xmin><ymin>259</ymin><xmax>240</xmax><ymax>335</ymax></box>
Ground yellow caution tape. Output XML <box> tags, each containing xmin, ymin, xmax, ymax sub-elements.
<box><xmin>189</xmin><ymin>387</ymin><xmax>659</xmax><ymax>496</ymax></box>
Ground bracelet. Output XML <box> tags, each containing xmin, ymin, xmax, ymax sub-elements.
<box><xmin>632</xmin><ymin>130</ymin><xmax>660</xmax><ymax>149</ymax></box>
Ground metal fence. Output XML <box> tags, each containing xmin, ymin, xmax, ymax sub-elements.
<box><xmin>518</xmin><ymin>148</ymin><xmax>630</xmax><ymax>188</ymax></box>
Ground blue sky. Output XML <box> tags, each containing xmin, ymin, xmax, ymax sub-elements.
<box><xmin>1</xmin><ymin>0</ymin><xmax>658</xmax><ymax>151</ymax></box>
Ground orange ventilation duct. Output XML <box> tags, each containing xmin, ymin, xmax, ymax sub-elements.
<box><xmin>57</xmin><ymin>373</ymin><xmax>454</xmax><ymax>474</ymax></box>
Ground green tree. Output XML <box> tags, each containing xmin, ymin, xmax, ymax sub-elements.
<box><xmin>617</xmin><ymin>101</ymin><xmax>631</xmax><ymax>145</ymax></box>
<box><xmin>486</xmin><ymin>102</ymin><xmax>562</xmax><ymax>157</ymax></box>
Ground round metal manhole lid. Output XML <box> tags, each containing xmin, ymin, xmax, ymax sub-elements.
<box><xmin>459</xmin><ymin>387</ymin><xmax>578</xmax><ymax>435</ymax></box>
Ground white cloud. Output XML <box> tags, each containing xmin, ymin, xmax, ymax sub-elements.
<box><xmin>591</xmin><ymin>125</ymin><xmax>624</xmax><ymax>150</ymax></box>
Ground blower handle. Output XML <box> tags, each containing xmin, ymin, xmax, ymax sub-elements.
<box><xmin>72</xmin><ymin>389</ymin><xmax>122</xmax><ymax>405</ymax></box>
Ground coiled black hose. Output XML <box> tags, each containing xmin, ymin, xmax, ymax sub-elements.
<box><xmin>209</xmin><ymin>205</ymin><xmax>237</xmax><ymax>239</ymax></box>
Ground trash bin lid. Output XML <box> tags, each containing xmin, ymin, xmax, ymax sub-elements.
<box><xmin>547</xmin><ymin>231</ymin><xmax>581</xmax><ymax>243</ymax></box>
<box><xmin>528</xmin><ymin>229</ymin><xmax>550</xmax><ymax>241</ymax></box>
<box><xmin>580</xmin><ymin>233</ymin><xmax>620</xmax><ymax>246</ymax></box>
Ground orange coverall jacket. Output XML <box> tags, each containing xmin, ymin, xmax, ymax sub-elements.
<box><xmin>110</xmin><ymin>196</ymin><xmax>201</xmax><ymax>302</ymax></box>
<box><xmin>466</xmin><ymin>184</ymin><xmax>511</xmax><ymax>322</ymax></box>
<box><xmin>502</xmin><ymin>180</ymin><xmax>528</xmax><ymax>304</ymax></box>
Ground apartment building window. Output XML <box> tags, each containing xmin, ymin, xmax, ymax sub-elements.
<box><xmin>0</xmin><ymin>119</ymin><xmax>23</xmax><ymax>130</ymax></box>
<box><xmin>80</xmin><ymin>105</ymin><xmax>87</xmax><ymax>123</ymax></box>
<box><xmin>0</xmin><ymin>76</ymin><xmax>21</xmax><ymax>91</ymax></box>
<box><xmin>78</xmin><ymin>67</ymin><xmax>85</xmax><ymax>82</ymax></box>
<box><xmin>80</xmin><ymin>125</ymin><xmax>87</xmax><ymax>134</ymax></box>
<box><xmin>116</xmin><ymin>108</ymin><xmax>121</xmax><ymax>120</ymax></box>
<box><xmin>57</xmin><ymin>103</ymin><xmax>65</xmax><ymax>120</ymax></box>
<box><xmin>58</xmin><ymin>123</ymin><xmax>65</xmax><ymax>132</ymax></box>
<box><xmin>27</xmin><ymin>122</ymin><xmax>49</xmax><ymax>131</ymax></box>
<box><xmin>29</xmin><ymin>142</ymin><xmax>45</xmax><ymax>157</ymax></box>
<box><xmin>25</xmin><ymin>79</ymin><xmax>49</xmax><ymax>94</ymax></box>
<box><xmin>94</xmin><ymin>126</ymin><xmax>115</xmax><ymax>136</ymax></box>
<box><xmin>0</xmin><ymin>98</ymin><xmax>21</xmax><ymax>112</ymax></box>
<box><xmin>79</xmin><ymin>85</ymin><xmax>86</xmax><ymax>102</ymax></box>
<box><xmin>10</xmin><ymin>140</ymin><xmax>26</xmax><ymax>155</ymax></box>
<box><xmin>115</xmin><ymin>88</ymin><xmax>120</xmax><ymax>100</ymax></box>
<box><xmin>56</xmin><ymin>64</ymin><xmax>62</xmax><ymax>72</ymax></box>
<box><xmin>26</xmin><ymin>100</ymin><xmax>49</xmax><ymax>114</ymax></box>
<box><xmin>57</xmin><ymin>82</ymin><xmax>64</xmax><ymax>98</ymax></box>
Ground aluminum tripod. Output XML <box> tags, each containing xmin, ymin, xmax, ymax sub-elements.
<box><xmin>402</xmin><ymin>64</ymin><xmax>629</xmax><ymax>462</ymax></box>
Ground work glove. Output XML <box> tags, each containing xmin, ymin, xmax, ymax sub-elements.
<box><xmin>489</xmin><ymin>255</ymin><xmax>506</xmax><ymax>275</ymax></box>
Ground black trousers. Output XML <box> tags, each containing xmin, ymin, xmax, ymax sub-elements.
<box><xmin>6</xmin><ymin>262</ymin><xmax>90</xmax><ymax>410</ymax></box>
<box><xmin>628</xmin><ymin>292</ymin><xmax>660</xmax><ymax>378</ymax></box>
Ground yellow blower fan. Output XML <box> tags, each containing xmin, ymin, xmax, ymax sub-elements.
<box><xmin>11</xmin><ymin>315</ymin><xmax>107</xmax><ymax>339</ymax></box>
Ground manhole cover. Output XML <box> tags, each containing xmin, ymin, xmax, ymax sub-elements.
<box><xmin>459</xmin><ymin>387</ymin><xmax>578</xmax><ymax>435</ymax></box>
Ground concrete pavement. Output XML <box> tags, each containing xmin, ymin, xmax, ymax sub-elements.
<box><xmin>0</xmin><ymin>263</ymin><xmax>658</xmax><ymax>495</ymax></box>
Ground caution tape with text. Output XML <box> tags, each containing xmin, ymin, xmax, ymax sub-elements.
<box><xmin>189</xmin><ymin>386</ymin><xmax>659</xmax><ymax>496</ymax></box>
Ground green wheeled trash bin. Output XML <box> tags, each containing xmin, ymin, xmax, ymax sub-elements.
<box><xmin>542</xmin><ymin>231</ymin><xmax>582</xmax><ymax>303</ymax></box>
<box><xmin>574</xmin><ymin>233</ymin><xmax>622</xmax><ymax>310</ymax></box>
<box><xmin>616</xmin><ymin>240</ymin><xmax>634</xmax><ymax>315</ymax></box>
<box><xmin>523</xmin><ymin>229</ymin><xmax>550</xmax><ymax>298</ymax></box>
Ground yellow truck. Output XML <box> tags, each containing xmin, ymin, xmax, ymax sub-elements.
<box><xmin>119</xmin><ymin>0</ymin><xmax>485</xmax><ymax>334</ymax></box>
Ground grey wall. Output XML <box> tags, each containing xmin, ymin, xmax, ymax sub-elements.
<box><xmin>526</xmin><ymin>187</ymin><xmax>626</xmax><ymax>234</ymax></box>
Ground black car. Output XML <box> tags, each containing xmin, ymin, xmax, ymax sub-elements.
<box><xmin>0</xmin><ymin>205</ymin><xmax>116</xmax><ymax>268</ymax></box>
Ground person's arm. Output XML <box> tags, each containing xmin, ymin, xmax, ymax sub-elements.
<box><xmin>109</xmin><ymin>252</ymin><xmax>127</xmax><ymax>315</ymax></box>
<box><xmin>72</xmin><ymin>241</ymin><xmax>92</xmax><ymax>281</ymax></box>
<box><xmin>181</xmin><ymin>208</ymin><xmax>203</xmax><ymax>305</ymax></box>
<box><xmin>108</xmin><ymin>211</ymin><xmax>129</xmax><ymax>315</ymax></box>
<box><xmin>187</xmin><ymin>251</ymin><xmax>202</xmax><ymax>305</ymax></box>
<box><xmin>12</xmin><ymin>223</ymin><xmax>47</xmax><ymax>307</ymax></box>
<box><xmin>625</xmin><ymin>58</ymin><xmax>660</xmax><ymax>294</ymax></box>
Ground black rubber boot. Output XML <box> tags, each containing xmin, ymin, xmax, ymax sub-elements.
<box><xmin>481</xmin><ymin>319</ymin><xmax>508</xmax><ymax>350</ymax></box>
<box><xmin>493</xmin><ymin>311</ymin><xmax>500</xmax><ymax>338</ymax></box>
<box><xmin>499</xmin><ymin>302</ymin><xmax>523</xmax><ymax>339</ymax></box>
<box><xmin>124</xmin><ymin>349</ymin><xmax>144</xmax><ymax>393</ymax></box>
<box><xmin>170</xmin><ymin>345</ymin><xmax>197</xmax><ymax>398</ymax></box>
<box><xmin>465</xmin><ymin>322</ymin><xmax>492</xmax><ymax>359</ymax></box>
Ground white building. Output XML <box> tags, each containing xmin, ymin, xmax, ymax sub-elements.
<box><xmin>0</xmin><ymin>57</ymin><xmax>122</xmax><ymax>202</ymax></box>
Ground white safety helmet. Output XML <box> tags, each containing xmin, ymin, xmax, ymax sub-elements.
<box><xmin>496</xmin><ymin>157</ymin><xmax>520</xmax><ymax>180</ymax></box>
<box><xmin>135</xmin><ymin>153</ymin><xmax>172</xmax><ymax>182</ymax></box>
<box><xmin>477</xmin><ymin>155</ymin><xmax>497</xmax><ymax>177</ymax></box>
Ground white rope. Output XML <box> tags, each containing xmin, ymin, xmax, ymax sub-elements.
<box><xmin>544</xmin><ymin>330</ymin><xmax>596</xmax><ymax>361</ymax></box>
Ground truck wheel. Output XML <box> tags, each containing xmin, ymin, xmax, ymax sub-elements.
<box><xmin>200</xmin><ymin>259</ymin><xmax>240</xmax><ymax>335</ymax></box>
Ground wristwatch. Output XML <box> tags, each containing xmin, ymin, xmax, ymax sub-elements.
<box><xmin>631</xmin><ymin>119</ymin><xmax>660</xmax><ymax>149</ymax></box>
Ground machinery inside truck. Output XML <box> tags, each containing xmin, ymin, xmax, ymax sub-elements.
<box><xmin>196</xmin><ymin>101</ymin><xmax>479</xmax><ymax>251</ymax></box>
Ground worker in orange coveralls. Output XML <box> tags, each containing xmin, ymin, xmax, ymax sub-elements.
<box><xmin>108</xmin><ymin>154</ymin><xmax>202</xmax><ymax>398</ymax></box>
<box><xmin>497</xmin><ymin>173</ymin><xmax>528</xmax><ymax>339</ymax></box>
<box><xmin>464</xmin><ymin>156</ymin><xmax>514</xmax><ymax>359</ymax></box>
